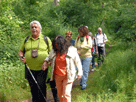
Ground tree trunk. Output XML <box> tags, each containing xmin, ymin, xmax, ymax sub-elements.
<box><xmin>54</xmin><ymin>0</ymin><xmax>60</xmax><ymax>6</ymax></box>
<box><xmin>102</xmin><ymin>3</ymin><xmax>105</xmax><ymax>28</ymax></box>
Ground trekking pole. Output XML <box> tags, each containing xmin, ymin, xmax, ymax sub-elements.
<box><xmin>25</xmin><ymin>63</ymin><xmax>47</xmax><ymax>102</ymax></box>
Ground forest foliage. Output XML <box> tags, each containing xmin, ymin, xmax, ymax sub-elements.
<box><xmin>0</xmin><ymin>0</ymin><xmax>136</xmax><ymax>64</ymax></box>
<box><xmin>0</xmin><ymin>0</ymin><xmax>136</xmax><ymax>101</ymax></box>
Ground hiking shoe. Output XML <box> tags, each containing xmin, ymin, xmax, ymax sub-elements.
<box><xmin>91</xmin><ymin>68</ymin><xmax>94</xmax><ymax>72</ymax></box>
<box><xmin>81</xmin><ymin>87</ymin><xmax>86</xmax><ymax>90</ymax></box>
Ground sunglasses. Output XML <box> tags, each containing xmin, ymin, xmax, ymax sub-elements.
<box><xmin>66</xmin><ymin>34</ymin><xmax>72</xmax><ymax>36</ymax></box>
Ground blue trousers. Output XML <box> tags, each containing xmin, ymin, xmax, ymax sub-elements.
<box><xmin>80</xmin><ymin>58</ymin><xmax>92</xmax><ymax>89</ymax></box>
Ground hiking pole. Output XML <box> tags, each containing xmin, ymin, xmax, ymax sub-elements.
<box><xmin>25</xmin><ymin>63</ymin><xmax>47</xmax><ymax>102</ymax></box>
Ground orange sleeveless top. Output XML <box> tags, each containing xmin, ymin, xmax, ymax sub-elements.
<box><xmin>54</xmin><ymin>51</ymin><xmax>67</xmax><ymax>76</ymax></box>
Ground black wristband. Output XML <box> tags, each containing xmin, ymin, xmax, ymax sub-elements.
<box><xmin>44</xmin><ymin>60</ymin><xmax>48</xmax><ymax>63</ymax></box>
<box><xmin>20</xmin><ymin>56</ymin><xmax>24</xmax><ymax>59</ymax></box>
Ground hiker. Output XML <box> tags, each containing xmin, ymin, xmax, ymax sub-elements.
<box><xmin>42</xmin><ymin>35</ymin><xmax>83</xmax><ymax>102</ymax></box>
<box><xmin>75</xmin><ymin>25</ymin><xmax>92</xmax><ymax>90</ymax></box>
<box><xmin>88</xmin><ymin>32</ymin><xmax>95</xmax><ymax>71</ymax></box>
<box><xmin>66</xmin><ymin>31</ymin><xmax>79</xmax><ymax>72</ymax></box>
<box><xmin>66</xmin><ymin>31</ymin><xmax>75</xmax><ymax>46</ymax></box>
<box><xmin>94</xmin><ymin>27</ymin><xmax>108</xmax><ymax>64</ymax></box>
<box><xmin>18</xmin><ymin>21</ymin><xmax>52</xmax><ymax>102</ymax></box>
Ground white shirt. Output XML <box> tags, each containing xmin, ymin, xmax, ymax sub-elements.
<box><xmin>95</xmin><ymin>33</ymin><xmax>108</xmax><ymax>47</ymax></box>
<box><xmin>89</xmin><ymin>36</ymin><xmax>93</xmax><ymax>45</ymax></box>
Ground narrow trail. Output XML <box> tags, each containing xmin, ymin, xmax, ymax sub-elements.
<box><xmin>22</xmin><ymin>43</ymin><xmax>112</xmax><ymax>102</ymax></box>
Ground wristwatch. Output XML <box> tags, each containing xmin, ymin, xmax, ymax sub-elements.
<box><xmin>44</xmin><ymin>60</ymin><xmax>48</xmax><ymax>63</ymax></box>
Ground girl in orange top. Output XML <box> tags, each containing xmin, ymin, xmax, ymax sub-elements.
<box><xmin>53</xmin><ymin>35</ymin><xmax>72</xmax><ymax>102</ymax></box>
<box><xmin>43</xmin><ymin>35</ymin><xmax>83</xmax><ymax>102</ymax></box>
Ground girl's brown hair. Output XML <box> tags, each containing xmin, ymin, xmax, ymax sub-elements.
<box><xmin>52</xmin><ymin>35</ymin><xmax>71</xmax><ymax>55</ymax></box>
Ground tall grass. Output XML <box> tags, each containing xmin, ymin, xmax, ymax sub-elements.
<box><xmin>0</xmin><ymin>61</ymin><xmax>30</xmax><ymax>101</ymax></box>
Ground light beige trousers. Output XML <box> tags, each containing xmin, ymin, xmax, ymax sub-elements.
<box><xmin>54</xmin><ymin>74</ymin><xmax>73</xmax><ymax>102</ymax></box>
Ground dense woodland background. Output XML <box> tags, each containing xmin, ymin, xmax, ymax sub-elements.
<box><xmin>0</xmin><ymin>0</ymin><xmax>136</xmax><ymax>101</ymax></box>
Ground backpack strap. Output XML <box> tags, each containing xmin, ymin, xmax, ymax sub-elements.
<box><xmin>77</xmin><ymin>36</ymin><xmax>80</xmax><ymax>42</ymax></box>
<box><xmin>24</xmin><ymin>36</ymin><xmax>30</xmax><ymax>44</ymax></box>
<box><xmin>86</xmin><ymin>35</ymin><xmax>89</xmax><ymax>44</ymax></box>
<box><xmin>102</xmin><ymin>33</ymin><xmax>105</xmax><ymax>43</ymax></box>
<box><xmin>43</xmin><ymin>35</ymin><xmax>49</xmax><ymax>54</ymax></box>
<box><xmin>23</xmin><ymin>36</ymin><xmax>30</xmax><ymax>55</ymax></box>
<box><xmin>43</xmin><ymin>35</ymin><xmax>49</xmax><ymax>49</ymax></box>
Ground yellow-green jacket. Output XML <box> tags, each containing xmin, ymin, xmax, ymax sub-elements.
<box><xmin>75</xmin><ymin>36</ymin><xmax>92</xmax><ymax>59</ymax></box>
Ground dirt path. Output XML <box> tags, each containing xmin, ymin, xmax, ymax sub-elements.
<box><xmin>22</xmin><ymin>88</ymin><xmax>55</xmax><ymax>102</ymax></box>
<box><xmin>22</xmin><ymin>43</ymin><xmax>112</xmax><ymax>102</ymax></box>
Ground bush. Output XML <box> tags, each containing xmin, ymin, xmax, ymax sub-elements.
<box><xmin>0</xmin><ymin>1</ymin><xmax>24</xmax><ymax>64</ymax></box>
<box><xmin>105</xmin><ymin>3</ymin><xmax>136</xmax><ymax>41</ymax></box>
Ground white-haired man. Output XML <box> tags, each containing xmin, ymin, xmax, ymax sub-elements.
<box><xmin>18</xmin><ymin>21</ymin><xmax>53</xmax><ymax>102</ymax></box>
<box><xmin>95</xmin><ymin>27</ymin><xmax>108</xmax><ymax>65</ymax></box>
